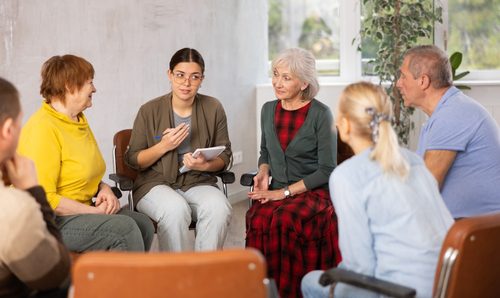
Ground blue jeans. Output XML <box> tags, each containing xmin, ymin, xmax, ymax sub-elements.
<box><xmin>301</xmin><ymin>270</ymin><xmax>331</xmax><ymax>298</ymax></box>
<box><xmin>56</xmin><ymin>209</ymin><xmax>154</xmax><ymax>252</ymax></box>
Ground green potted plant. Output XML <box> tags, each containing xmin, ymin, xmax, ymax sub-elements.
<box><xmin>360</xmin><ymin>0</ymin><xmax>442</xmax><ymax>145</ymax></box>
<box><xmin>449</xmin><ymin>51</ymin><xmax>471</xmax><ymax>90</ymax></box>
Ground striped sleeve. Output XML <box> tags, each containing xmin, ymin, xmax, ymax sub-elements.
<box><xmin>1</xmin><ymin>188</ymin><xmax>70</xmax><ymax>290</ymax></box>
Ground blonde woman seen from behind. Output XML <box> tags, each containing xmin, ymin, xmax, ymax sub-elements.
<box><xmin>301</xmin><ymin>82</ymin><xmax>453</xmax><ymax>298</ymax></box>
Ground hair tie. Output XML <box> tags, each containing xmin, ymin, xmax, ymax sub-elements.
<box><xmin>365</xmin><ymin>107</ymin><xmax>390</xmax><ymax>143</ymax></box>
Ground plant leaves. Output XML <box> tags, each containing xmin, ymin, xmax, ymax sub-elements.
<box><xmin>456</xmin><ymin>85</ymin><xmax>472</xmax><ymax>90</ymax></box>
<box><xmin>454</xmin><ymin>71</ymin><xmax>470</xmax><ymax>80</ymax></box>
<box><xmin>449</xmin><ymin>52</ymin><xmax>463</xmax><ymax>70</ymax></box>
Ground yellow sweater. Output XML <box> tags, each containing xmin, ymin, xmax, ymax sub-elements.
<box><xmin>18</xmin><ymin>102</ymin><xmax>105</xmax><ymax>209</ymax></box>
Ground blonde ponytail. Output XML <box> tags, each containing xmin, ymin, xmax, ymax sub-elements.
<box><xmin>339</xmin><ymin>82</ymin><xmax>409</xmax><ymax>178</ymax></box>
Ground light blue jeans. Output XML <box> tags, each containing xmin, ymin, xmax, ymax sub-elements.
<box><xmin>302</xmin><ymin>270</ymin><xmax>331</xmax><ymax>298</ymax></box>
<box><xmin>137</xmin><ymin>184</ymin><xmax>232</xmax><ymax>251</ymax></box>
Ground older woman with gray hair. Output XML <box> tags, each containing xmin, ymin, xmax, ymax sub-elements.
<box><xmin>246</xmin><ymin>47</ymin><xmax>341</xmax><ymax>298</ymax></box>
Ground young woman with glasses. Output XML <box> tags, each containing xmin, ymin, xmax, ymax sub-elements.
<box><xmin>125</xmin><ymin>48</ymin><xmax>232</xmax><ymax>252</ymax></box>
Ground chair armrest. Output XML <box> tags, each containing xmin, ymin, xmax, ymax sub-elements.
<box><xmin>240</xmin><ymin>171</ymin><xmax>257</xmax><ymax>187</ymax></box>
<box><xmin>111</xmin><ymin>186</ymin><xmax>122</xmax><ymax>199</ymax></box>
<box><xmin>109</xmin><ymin>173</ymin><xmax>134</xmax><ymax>191</ymax></box>
<box><xmin>319</xmin><ymin>268</ymin><xmax>416</xmax><ymax>298</ymax></box>
<box><xmin>215</xmin><ymin>171</ymin><xmax>235</xmax><ymax>184</ymax></box>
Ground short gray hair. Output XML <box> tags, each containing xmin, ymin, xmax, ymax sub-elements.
<box><xmin>271</xmin><ymin>48</ymin><xmax>319</xmax><ymax>101</ymax></box>
<box><xmin>404</xmin><ymin>45</ymin><xmax>452</xmax><ymax>89</ymax></box>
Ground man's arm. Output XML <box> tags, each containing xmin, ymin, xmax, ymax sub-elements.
<box><xmin>4</xmin><ymin>155</ymin><xmax>71</xmax><ymax>290</ymax></box>
<box><xmin>423</xmin><ymin>150</ymin><xmax>457</xmax><ymax>189</ymax></box>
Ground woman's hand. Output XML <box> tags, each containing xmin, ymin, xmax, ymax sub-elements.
<box><xmin>95</xmin><ymin>183</ymin><xmax>120</xmax><ymax>214</ymax></box>
<box><xmin>182</xmin><ymin>152</ymin><xmax>209</xmax><ymax>171</ymax></box>
<box><xmin>159</xmin><ymin>123</ymin><xmax>190</xmax><ymax>153</ymax></box>
<box><xmin>248</xmin><ymin>189</ymin><xmax>286</xmax><ymax>204</ymax></box>
<box><xmin>253</xmin><ymin>169</ymin><xmax>270</xmax><ymax>192</ymax></box>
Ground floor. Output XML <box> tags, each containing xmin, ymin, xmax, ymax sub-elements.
<box><xmin>149</xmin><ymin>199</ymin><xmax>249</xmax><ymax>251</ymax></box>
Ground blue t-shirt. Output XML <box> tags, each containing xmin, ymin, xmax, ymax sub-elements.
<box><xmin>331</xmin><ymin>148</ymin><xmax>453</xmax><ymax>298</ymax></box>
<box><xmin>417</xmin><ymin>86</ymin><xmax>500</xmax><ymax>218</ymax></box>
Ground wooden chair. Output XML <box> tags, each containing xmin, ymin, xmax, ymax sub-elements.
<box><xmin>109</xmin><ymin>129</ymin><xmax>236</xmax><ymax>229</ymax></box>
<box><xmin>71</xmin><ymin>248</ymin><xmax>275</xmax><ymax>298</ymax></box>
<box><xmin>319</xmin><ymin>212</ymin><xmax>500</xmax><ymax>297</ymax></box>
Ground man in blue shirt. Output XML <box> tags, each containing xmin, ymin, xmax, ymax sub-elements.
<box><xmin>397</xmin><ymin>45</ymin><xmax>500</xmax><ymax>218</ymax></box>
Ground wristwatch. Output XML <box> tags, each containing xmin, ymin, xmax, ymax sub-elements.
<box><xmin>283</xmin><ymin>186</ymin><xmax>292</xmax><ymax>198</ymax></box>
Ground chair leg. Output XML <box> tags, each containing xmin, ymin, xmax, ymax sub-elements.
<box><xmin>222</xmin><ymin>183</ymin><xmax>228</xmax><ymax>198</ymax></box>
<box><xmin>128</xmin><ymin>192</ymin><xmax>134</xmax><ymax>211</ymax></box>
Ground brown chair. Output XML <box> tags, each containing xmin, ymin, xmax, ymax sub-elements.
<box><xmin>109</xmin><ymin>129</ymin><xmax>236</xmax><ymax>229</ymax></box>
<box><xmin>71</xmin><ymin>248</ymin><xmax>276</xmax><ymax>298</ymax></box>
<box><xmin>319</xmin><ymin>212</ymin><xmax>500</xmax><ymax>298</ymax></box>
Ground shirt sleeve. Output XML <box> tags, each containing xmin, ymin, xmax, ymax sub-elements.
<box><xmin>424</xmin><ymin>106</ymin><xmax>479</xmax><ymax>152</ymax></box>
<box><xmin>258</xmin><ymin>104</ymin><xmax>270</xmax><ymax>167</ymax></box>
<box><xmin>3</xmin><ymin>189</ymin><xmax>70</xmax><ymax>291</ymax></box>
<box><xmin>303</xmin><ymin>107</ymin><xmax>336</xmax><ymax>190</ymax></box>
<box><xmin>212</xmin><ymin>102</ymin><xmax>232</xmax><ymax>168</ymax></box>
<box><xmin>125</xmin><ymin>107</ymin><xmax>149</xmax><ymax>170</ymax></box>
<box><xmin>330</xmin><ymin>170</ymin><xmax>378</xmax><ymax>298</ymax></box>
<box><xmin>18</xmin><ymin>121</ymin><xmax>63</xmax><ymax>209</ymax></box>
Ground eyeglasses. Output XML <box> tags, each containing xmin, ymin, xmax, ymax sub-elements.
<box><xmin>173</xmin><ymin>71</ymin><xmax>204</xmax><ymax>85</ymax></box>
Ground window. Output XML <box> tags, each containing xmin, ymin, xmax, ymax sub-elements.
<box><xmin>268</xmin><ymin>0</ymin><xmax>500</xmax><ymax>81</ymax></box>
<box><xmin>446</xmin><ymin>0</ymin><xmax>500</xmax><ymax>71</ymax></box>
<box><xmin>268</xmin><ymin>0</ymin><xmax>340</xmax><ymax>75</ymax></box>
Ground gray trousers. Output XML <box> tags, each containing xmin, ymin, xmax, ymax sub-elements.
<box><xmin>56</xmin><ymin>209</ymin><xmax>154</xmax><ymax>252</ymax></box>
<box><xmin>137</xmin><ymin>185</ymin><xmax>232</xmax><ymax>251</ymax></box>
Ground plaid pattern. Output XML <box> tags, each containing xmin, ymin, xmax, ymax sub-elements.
<box><xmin>246</xmin><ymin>189</ymin><xmax>341</xmax><ymax>298</ymax></box>
<box><xmin>275</xmin><ymin>101</ymin><xmax>311</xmax><ymax>151</ymax></box>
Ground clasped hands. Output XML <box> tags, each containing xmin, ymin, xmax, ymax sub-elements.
<box><xmin>248</xmin><ymin>171</ymin><xmax>286</xmax><ymax>204</ymax></box>
<box><xmin>95</xmin><ymin>184</ymin><xmax>120</xmax><ymax>214</ymax></box>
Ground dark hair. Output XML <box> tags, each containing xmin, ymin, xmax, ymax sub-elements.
<box><xmin>40</xmin><ymin>54</ymin><xmax>94</xmax><ymax>104</ymax></box>
<box><xmin>169</xmin><ymin>48</ymin><xmax>205</xmax><ymax>74</ymax></box>
<box><xmin>404</xmin><ymin>45</ymin><xmax>452</xmax><ymax>89</ymax></box>
<box><xmin>0</xmin><ymin>77</ymin><xmax>21</xmax><ymax>125</ymax></box>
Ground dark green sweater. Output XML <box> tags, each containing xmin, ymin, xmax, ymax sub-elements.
<box><xmin>259</xmin><ymin>99</ymin><xmax>336</xmax><ymax>190</ymax></box>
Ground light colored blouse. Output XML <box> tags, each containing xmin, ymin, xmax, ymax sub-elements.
<box><xmin>330</xmin><ymin>148</ymin><xmax>453</xmax><ymax>298</ymax></box>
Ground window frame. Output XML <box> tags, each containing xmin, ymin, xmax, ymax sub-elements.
<box><xmin>268</xmin><ymin>0</ymin><xmax>500</xmax><ymax>84</ymax></box>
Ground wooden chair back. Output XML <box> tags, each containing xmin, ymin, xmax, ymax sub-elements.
<box><xmin>72</xmin><ymin>248</ymin><xmax>268</xmax><ymax>298</ymax></box>
<box><xmin>433</xmin><ymin>212</ymin><xmax>500</xmax><ymax>298</ymax></box>
<box><xmin>113</xmin><ymin>129</ymin><xmax>137</xmax><ymax>181</ymax></box>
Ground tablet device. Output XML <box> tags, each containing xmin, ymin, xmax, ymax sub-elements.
<box><xmin>179</xmin><ymin>145</ymin><xmax>226</xmax><ymax>173</ymax></box>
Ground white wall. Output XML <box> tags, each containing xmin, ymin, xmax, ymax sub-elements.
<box><xmin>2</xmin><ymin>1</ymin><xmax>499</xmax><ymax>203</ymax></box>
<box><xmin>0</xmin><ymin>0</ymin><xmax>268</xmax><ymax>202</ymax></box>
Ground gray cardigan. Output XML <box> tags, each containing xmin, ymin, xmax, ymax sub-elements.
<box><xmin>125</xmin><ymin>93</ymin><xmax>232</xmax><ymax>203</ymax></box>
<box><xmin>259</xmin><ymin>99</ymin><xmax>336</xmax><ymax>190</ymax></box>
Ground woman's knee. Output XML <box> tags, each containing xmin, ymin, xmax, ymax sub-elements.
<box><xmin>103</xmin><ymin>215</ymin><xmax>145</xmax><ymax>251</ymax></box>
<box><xmin>199</xmin><ymin>197</ymin><xmax>232</xmax><ymax>224</ymax></box>
<box><xmin>301</xmin><ymin>270</ymin><xmax>328</xmax><ymax>298</ymax></box>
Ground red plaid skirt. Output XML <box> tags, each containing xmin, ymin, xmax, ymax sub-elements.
<box><xmin>246</xmin><ymin>188</ymin><xmax>341</xmax><ymax>298</ymax></box>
